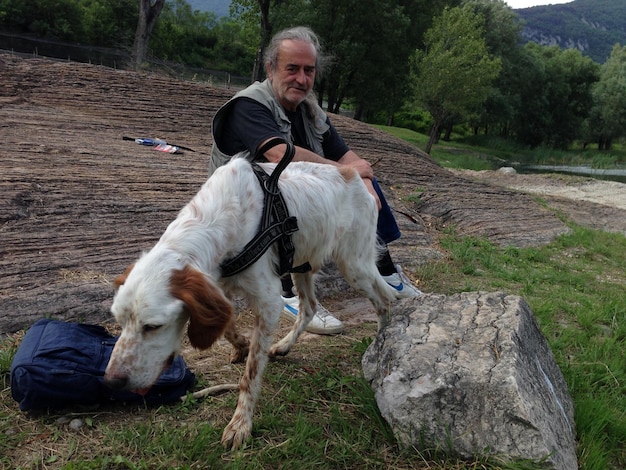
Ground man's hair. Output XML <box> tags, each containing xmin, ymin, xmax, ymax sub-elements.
<box><xmin>264</xmin><ymin>26</ymin><xmax>328</xmax><ymax>77</ymax></box>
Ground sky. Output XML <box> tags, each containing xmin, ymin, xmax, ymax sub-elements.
<box><xmin>504</xmin><ymin>0</ymin><xmax>573</xmax><ymax>9</ymax></box>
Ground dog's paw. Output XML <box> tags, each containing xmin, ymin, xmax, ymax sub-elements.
<box><xmin>268</xmin><ymin>344</ymin><xmax>290</xmax><ymax>359</ymax></box>
<box><xmin>230</xmin><ymin>346</ymin><xmax>249</xmax><ymax>364</ymax></box>
<box><xmin>221</xmin><ymin>416</ymin><xmax>252</xmax><ymax>450</ymax></box>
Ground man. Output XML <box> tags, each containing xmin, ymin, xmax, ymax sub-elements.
<box><xmin>210</xmin><ymin>26</ymin><xmax>421</xmax><ymax>335</ymax></box>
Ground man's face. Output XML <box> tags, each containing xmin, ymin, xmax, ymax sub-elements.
<box><xmin>267</xmin><ymin>39</ymin><xmax>317</xmax><ymax>111</ymax></box>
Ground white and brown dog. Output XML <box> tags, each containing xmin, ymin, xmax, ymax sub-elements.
<box><xmin>104</xmin><ymin>156</ymin><xmax>401</xmax><ymax>449</ymax></box>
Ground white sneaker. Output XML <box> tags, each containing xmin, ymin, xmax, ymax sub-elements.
<box><xmin>281</xmin><ymin>295</ymin><xmax>344</xmax><ymax>335</ymax></box>
<box><xmin>382</xmin><ymin>264</ymin><xmax>423</xmax><ymax>298</ymax></box>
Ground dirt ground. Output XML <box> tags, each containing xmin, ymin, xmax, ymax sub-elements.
<box><xmin>1</xmin><ymin>52</ymin><xmax>625</xmax><ymax>336</ymax></box>
<box><xmin>451</xmin><ymin>168</ymin><xmax>626</xmax><ymax>235</ymax></box>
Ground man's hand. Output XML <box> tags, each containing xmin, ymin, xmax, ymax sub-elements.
<box><xmin>344</xmin><ymin>159</ymin><xmax>374</xmax><ymax>180</ymax></box>
<box><xmin>337</xmin><ymin>150</ymin><xmax>374</xmax><ymax>180</ymax></box>
<box><xmin>337</xmin><ymin>150</ymin><xmax>379</xmax><ymax>208</ymax></box>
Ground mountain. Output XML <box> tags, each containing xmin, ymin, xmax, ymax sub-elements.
<box><xmin>180</xmin><ymin>0</ymin><xmax>624</xmax><ymax>63</ymax></box>
<box><xmin>185</xmin><ymin>0</ymin><xmax>230</xmax><ymax>18</ymax></box>
<box><xmin>515</xmin><ymin>0</ymin><xmax>626</xmax><ymax>63</ymax></box>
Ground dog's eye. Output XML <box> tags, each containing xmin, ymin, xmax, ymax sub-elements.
<box><xmin>143</xmin><ymin>324</ymin><xmax>162</xmax><ymax>333</ymax></box>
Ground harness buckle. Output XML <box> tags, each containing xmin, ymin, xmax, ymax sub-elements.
<box><xmin>282</xmin><ymin>217</ymin><xmax>299</xmax><ymax>235</ymax></box>
<box><xmin>263</xmin><ymin>179</ymin><xmax>281</xmax><ymax>196</ymax></box>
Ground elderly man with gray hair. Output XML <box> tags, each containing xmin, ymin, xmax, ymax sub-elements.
<box><xmin>210</xmin><ymin>26</ymin><xmax>422</xmax><ymax>335</ymax></box>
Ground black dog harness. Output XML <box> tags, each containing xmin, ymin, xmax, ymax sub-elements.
<box><xmin>220</xmin><ymin>138</ymin><xmax>311</xmax><ymax>277</ymax></box>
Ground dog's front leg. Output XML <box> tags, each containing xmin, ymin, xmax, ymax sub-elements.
<box><xmin>221</xmin><ymin>298</ymin><xmax>280</xmax><ymax>450</ymax></box>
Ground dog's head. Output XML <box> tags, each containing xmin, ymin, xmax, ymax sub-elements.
<box><xmin>104</xmin><ymin>257</ymin><xmax>233</xmax><ymax>394</ymax></box>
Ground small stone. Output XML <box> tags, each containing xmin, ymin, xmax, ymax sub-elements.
<box><xmin>68</xmin><ymin>418</ymin><xmax>84</xmax><ymax>431</ymax></box>
<box><xmin>498</xmin><ymin>166</ymin><xmax>517</xmax><ymax>175</ymax></box>
<box><xmin>56</xmin><ymin>416</ymin><xmax>71</xmax><ymax>425</ymax></box>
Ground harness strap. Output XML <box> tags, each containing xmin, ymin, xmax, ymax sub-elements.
<box><xmin>220</xmin><ymin>139</ymin><xmax>311</xmax><ymax>277</ymax></box>
<box><xmin>218</xmin><ymin>215</ymin><xmax>299</xmax><ymax>277</ymax></box>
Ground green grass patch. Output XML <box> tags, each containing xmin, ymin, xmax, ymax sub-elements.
<box><xmin>374</xmin><ymin>124</ymin><xmax>626</xmax><ymax>169</ymax></box>
<box><xmin>2</xmin><ymin>327</ymin><xmax>552</xmax><ymax>469</ymax></box>
<box><xmin>2</xmin><ymin>222</ymin><xmax>623</xmax><ymax>468</ymax></box>
<box><xmin>419</xmin><ymin>224</ymin><xmax>626</xmax><ymax>469</ymax></box>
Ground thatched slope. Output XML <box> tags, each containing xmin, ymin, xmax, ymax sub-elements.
<box><xmin>0</xmin><ymin>54</ymin><xmax>568</xmax><ymax>334</ymax></box>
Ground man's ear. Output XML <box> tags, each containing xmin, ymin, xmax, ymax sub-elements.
<box><xmin>170</xmin><ymin>265</ymin><xmax>233</xmax><ymax>350</ymax></box>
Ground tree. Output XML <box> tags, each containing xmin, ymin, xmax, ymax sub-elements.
<box><xmin>0</xmin><ymin>0</ymin><xmax>85</xmax><ymax>41</ymax></box>
<box><xmin>462</xmin><ymin>0</ymin><xmax>523</xmax><ymax>136</ymax></box>
<box><xmin>546</xmin><ymin>48</ymin><xmax>598</xmax><ymax>148</ymax></box>
<box><xmin>410</xmin><ymin>5</ymin><xmax>501</xmax><ymax>154</ymax></box>
<box><xmin>0</xmin><ymin>0</ymin><xmax>139</xmax><ymax>50</ymax></box>
<box><xmin>513</xmin><ymin>43</ymin><xmax>598</xmax><ymax>149</ymax></box>
<box><xmin>252</xmin><ymin>0</ymin><xmax>272</xmax><ymax>82</ymax></box>
<box><xmin>80</xmin><ymin>0</ymin><xmax>137</xmax><ymax>47</ymax></box>
<box><xmin>306</xmin><ymin>0</ymin><xmax>459</xmax><ymax>122</ymax></box>
<box><xmin>585</xmin><ymin>44</ymin><xmax>626</xmax><ymax>150</ymax></box>
<box><xmin>131</xmin><ymin>0</ymin><xmax>166</xmax><ymax>69</ymax></box>
<box><xmin>230</xmin><ymin>0</ymin><xmax>274</xmax><ymax>83</ymax></box>
<box><xmin>304</xmin><ymin>0</ymin><xmax>411</xmax><ymax>118</ymax></box>
<box><xmin>230</xmin><ymin>0</ymin><xmax>460</xmax><ymax>121</ymax></box>
<box><xmin>150</xmin><ymin>0</ymin><xmax>218</xmax><ymax>66</ymax></box>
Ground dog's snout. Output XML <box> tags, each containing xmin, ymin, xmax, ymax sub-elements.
<box><xmin>103</xmin><ymin>373</ymin><xmax>129</xmax><ymax>390</ymax></box>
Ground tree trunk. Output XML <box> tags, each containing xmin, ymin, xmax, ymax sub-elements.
<box><xmin>326</xmin><ymin>73</ymin><xmax>338</xmax><ymax>113</ymax></box>
<box><xmin>333</xmin><ymin>94</ymin><xmax>346</xmax><ymax>115</ymax></box>
<box><xmin>354</xmin><ymin>103</ymin><xmax>365</xmax><ymax>121</ymax></box>
<box><xmin>316</xmin><ymin>78</ymin><xmax>326</xmax><ymax>108</ymax></box>
<box><xmin>251</xmin><ymin>0</ymin><xmax>272</xmax><ymax>83</ymax></box>
<box><xmin>131</xmin><ymin>0</ymin><xmax>166</xmax><ymax>70</ymax></box>
<box><xmin>425</xmin><ymin>121</ymin><xmax>440</xmax><ymax>154</ymax></box>
<box><xmin>251</xmin><ymin>47</ymin><xmax>264</xmax><ymax>84</ymax></box>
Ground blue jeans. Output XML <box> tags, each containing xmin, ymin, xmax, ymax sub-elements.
<box><xmin>373</xmin><ymin>178</ymin><xmax>401</xmax><ymax>244</ymax></box>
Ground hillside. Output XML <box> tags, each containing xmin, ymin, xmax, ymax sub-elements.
<box><xmin>0</xmin><ymin>52</ymin><xmax>586</xmax><ymax>334</ymax></box>
<box><xmin>186</xmin><ymin>0</ymin><xmax>230</xmax><ymax>17</ymax></box>
<box><xmin>186</xmin><ymin>0</ymin><xmax>624</xmax><ymax>64</ymax></box>
<box><xmin>516</xmin><ymin>0</ymin><xmax>626</xmax><ymax>63</ymax></box>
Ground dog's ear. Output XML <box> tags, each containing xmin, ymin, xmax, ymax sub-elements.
<box><xmin>170</xmin><ymin>265</ymin><xmax>233</xmax><ymax>350</ymax></box>
<box><xmin>113</xmin><ymin>263</ymin><xmax>135</xmax><ymax>290</ymax></box>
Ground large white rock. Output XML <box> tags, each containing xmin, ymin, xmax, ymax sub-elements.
<box><xmin>362</xmin><ymin>292</ymin><xmax>577</xmax><ymax>469</ymax></box>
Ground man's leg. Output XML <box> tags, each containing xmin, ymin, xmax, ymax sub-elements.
<box><xmin>372</xmin><ymin>179</ymin><xmax>423</xmax><ymax>297</ymax></box>
<box><xmin>280</xmin><ymin>178</ymin><xmax>420</xmax><ymax>334</ymax></box>
<box><xmin>281</xmin><ymin>275</ymin><xmax>344</xmax><ymax>335</ymax></box>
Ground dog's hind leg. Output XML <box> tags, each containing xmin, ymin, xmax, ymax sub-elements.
<box><xmin>338</xmin><ymin>261</ymin><xmax>397</xmax><ymax>332</ymax></box>
<box><xmin>269</xmin><ymin>272</ymin><xmax>316</xmax><ymax>358</ymax></box>
<box><xmin>224</xmin><ymin>321</ymin><xmax>250</xmax><ymax>364</ymax></box>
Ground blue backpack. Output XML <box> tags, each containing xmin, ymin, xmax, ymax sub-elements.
<box><xmin>10</xmin><ymin>319</ymin><xmax>196</xmax><ymax>411</ymax></box>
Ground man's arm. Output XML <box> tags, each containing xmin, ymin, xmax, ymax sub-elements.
<box><xmin>261</xmin><ymin>141</ymin><xmax>374</xmax><ymax>179</ymax></box>
<box><xmin>260</xmin><ymin>140</ymin><xmax>381</xmax><ymax>208</ymax></box>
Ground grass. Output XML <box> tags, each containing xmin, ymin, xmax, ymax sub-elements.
<box><xmin>419</xmin><ymin>224</ymin><xmax>626</xmax><ymax>470</ymax></box>
<box><xmin>1</xmin><ymin>128</ymin><xmax>625</xmax><ymax>469</ymax></box>
<box><xmin>3</xmin><ymin>232</ymin><xmax>623</xmax><ymax>470</ymax></box>
<box><xmin>0</xmin><ymin>333</ymin><xmax>475</xmax><ymax>469</ymax></box>
<box><xmin>374</xmin><ymin>124</ymin><xmax>626</xmax><ymax>170</ymax></box>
